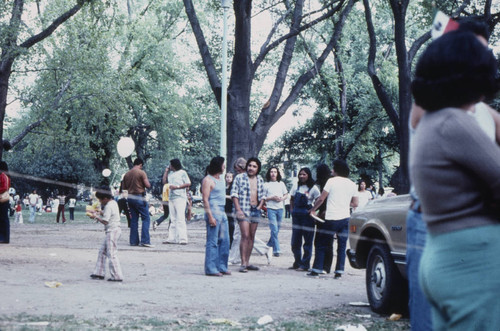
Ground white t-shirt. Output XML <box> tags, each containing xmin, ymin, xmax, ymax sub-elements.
<box><xmin>264</xmin><ymin>181</ymin><xmax>288</xmax><ymax>210</ymax></box>
<box><xmin>468</xmin><ymin>102</ymin><xmax>495</xmax><ymax>142</ymax></box>
<box><xmin>168</xmin><ymin>170</ymin><xmax>191</xmax><ymax>200</ymax></box>
<box><xmin>357</xmin><ymin>190</ymin><xmax>373</xmax><ymax>208</ymax></box>
<box><xmin>323</xmin><ymin>176</ymin><xmax>358</xmax><ymax>220</ymax></box>
<box><xmin>290</xmin><ymin>183</ymin><xmax>321</xmax><ymax>206</ymax></box>
<box><xmin>102</xmin><ymin>200</ymin><xmax>121</xmax><ymax>232</ymax></box>
<box><xmin>29</xmin><ymin>193</ymin><xmax>39</xmax><ymax>206</ymax></box>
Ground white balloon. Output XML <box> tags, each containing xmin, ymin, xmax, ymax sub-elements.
<box><xmin>117</xmin><ymin>137</ymin><xmax>135</xmax><ymax>158</ymax></box>
<box><xmin>102</xmin><ymin>169</ymin><xmax>112</xmax><ymax>177</ymax></box>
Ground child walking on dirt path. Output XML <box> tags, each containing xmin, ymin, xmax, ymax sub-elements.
<box><xmin>89</xmin><ymin>187</ymin><xmax>123</xmax><ymax>282</ymax></box>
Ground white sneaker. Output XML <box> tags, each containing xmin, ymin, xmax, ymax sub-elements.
<box><xmin>153</xmin><ymin>221</ymin><xmax>158</xmax><ymax>231</ymax></box>
<box><xmin>266</xmin><ymin>247</ymin><xmax>273</xmax><ymax>264</ymax></box>
<box><xmin>140</xmin><ymin>243</ymin><xmax>155</xmax><ymax>248</ymax></box>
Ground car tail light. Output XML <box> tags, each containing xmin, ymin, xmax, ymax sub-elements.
<box><xmin>350</xmin><ymin>225</ymin><xmax>357</xmax><ymax>233</ymax></box>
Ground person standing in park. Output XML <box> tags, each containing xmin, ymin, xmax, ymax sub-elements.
<box><xmin>0</xmin><ymin>161</ymin><xmax>11</xmax><ymax>244</ymax></box>
<box><xmin>263</xmin><ymin>167</ymin><xmax>288</xmax><ymax>257</ymax></box>
<box><xmin>224</xmin><ymin>172</ymin><xmax>235</xmax><ymax>247</ymax></box>
<box><xmin>28</xmin><ymin>189</ymin><xmax>39</xmax><ymax>223</ymax></box>
<box><xmin>122</xmin><ymin>158</ymin><xmax>153</xmax><ymax>247</ymax></box>
<box><xmin>231</xmin><ymin>157</ymin><xmax>265</xmax><ymax>273</ymax></box>
<box><xmin>228</xmin><ymin>157</ymin><xmax>273</xmax><ymax>264</ymax></box>
<box><xmin>89</xmin><ymin>187</ymin><xmax>123</xmax><ymax>282</ymax></box>
<box><xmin>202</xmin><ymin>156</ymin><xmax>231</xmax><ymax>276</ymax></box>
<box><xmin>153</xmin><ymin>165</ymin><xmax>170</xmax><ymax>231</ymax></box>
<box><xmin>164</xmin><ymin>159</ymin><xmax>191</xmax><ymax>245</ymax></box>
<box><xmin>308</xmin><ymin>160</ymin><xmax>358</xmax><ymax>278</ymax></box>
<box><xmin>56</xmin><ymin>192</ymin><xmax>67</xmax><ymax>223</ymax></box>
<box><xmin>68</xmin><ymin>196</ymin><xmax>76</xmax><ymax>221</ymax></box>
<box><xmin>289</xmin><ymin>167</ymin><xmax>320</xmax><ymax>271</ymax></box>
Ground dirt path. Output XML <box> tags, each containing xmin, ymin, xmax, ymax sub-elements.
<box><xmin>1</xmin><ymin>217</ymin><xmax>369</xmax><ymax>323</ymax></box>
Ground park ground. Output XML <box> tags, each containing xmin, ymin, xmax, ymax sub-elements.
<box><xmin>0</xmin><ymin>207</ymin><xmax>409</xmax><ymax>330</ymax></box>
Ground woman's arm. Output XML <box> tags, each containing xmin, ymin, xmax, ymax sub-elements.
<box><xmin>201</xmin><ymin>177</ymin><xmax>216</xmax><ymax>226</ymax></box>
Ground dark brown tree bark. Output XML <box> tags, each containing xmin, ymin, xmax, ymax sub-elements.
<box><xmin>362</xmin><ymin>0</ymin><xmax>497</xmax><ymax>194</ymax></box>
<box><xmin>183</xmin><ymin>0</ymin><xmax>354</xmax><ymax>168</ymax></box>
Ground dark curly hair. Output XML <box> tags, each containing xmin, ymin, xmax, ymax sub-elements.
<box><xmin>412</xmin><ymin>30</ymin><xmax>498</xmax><ymax>112</ymax></box>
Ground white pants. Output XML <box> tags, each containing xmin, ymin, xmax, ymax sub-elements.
<box><xmin>94</xmin><ymin>227</ymin><xmax>123</xmax><ymax>280</ymax></box>
<box><xmin>167</xmin><ymin>199</ymin><xmax>188</xmax><ymax>244</ymax></box>
<box><xmin>228</xmin><ymin>222</ymin><xmax>269</xmax><ymax>264</ymax></box>
<box><xmin>15</xmin><ymin>211</ymin><xmax>23</xmax><ymax>224</ymax></box>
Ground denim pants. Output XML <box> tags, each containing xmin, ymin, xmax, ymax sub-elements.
<box><xmin>406</xmin><ymin>203</ymin><xmax>432</xmax><ymax>331</ymax></box>
<box><xmin>154</xmin><ymin>203</ymin><xmax>169</xmax><ymax>225</ymax></box>
<box><xmin>127</xmin><ymin>195</ymin><xmax>151</xmax><ymax>245</ymax></box>
<box><xmin>291</xmin><ymin>212</ymin><xmax>315</xmax><ymax>269</ymax></box>
<box><xmin>267</xmin><ymin>208</ymin><xmax>283</xmax><ymax>253</ymax></box>
<box><xmin>204</xmin><ymin>205</ymin><xmax>230</xmax><ymax>274</ymax></box>
<box><xmin>309</xmin><ymin>217</ymin><xmax>349</xmax><ymax>274</ymax></box>
<box><xmin>311</xmin><ymin>220</ymin><xmax>336</xmax><ymax>274</ymax></box>
<box><xmin>420</xmin><ymin>225</ymin><xmax>500</xmax><ymax>331</ymax></box>
<box><xmin>29</xmin><ymin>205</ymin><xmax>36</xmax><ymax>223</ymax></box>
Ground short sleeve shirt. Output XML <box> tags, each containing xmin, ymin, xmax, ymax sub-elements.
<box><xmin>122</xmin><ymin>167</ymin><xmax>149</xmax><ymax>195</ymax></box>
<box><xmin>290</xmin><ymin>182</ymin><xmax>321</xmax><ymax>206</ymax></box>
<box><xmin>264</xmin><ymin>181</ymin><xmax>288</xmax><ymax>210</ymax></box>
<box><xmin>168</xmin><ymin>170</ymin><xmax>191</xmax><ymax>200</ymax></box>
<box><xmin>323</xmin><ymin>176</ymin><xmax>358</xmax><ymax>220</ymax></box>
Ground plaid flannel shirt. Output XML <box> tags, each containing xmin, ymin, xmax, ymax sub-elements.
<box><xmin>230</xmin><ymin>172</ymin><xmax>265</xmax><ymax>216</ymax></box>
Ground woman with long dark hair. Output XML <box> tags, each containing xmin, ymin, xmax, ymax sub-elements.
<box><xmin>202</xmin><ymin>156</ymin><xmax>230</xmax><ymax>276</ymax></box>
<box><xmin>289</xmin><ymin>167</ymin><xmax>320</xmax><ymax>271</ymax></box>
<box><xmin>313</xmin><ymin>164</ymin><xmax>332</xmax><ymax>273</ymax></box>
<box><xmin>264</xmin><ymin>167</ymin><xmax>288</xmax><ymax>257</ymax></box>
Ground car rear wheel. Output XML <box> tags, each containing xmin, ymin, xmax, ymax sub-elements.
<box><xmin>366</xmin><ymin>243</ymin><xmax>407</xmax><ymax>314</ymax></box>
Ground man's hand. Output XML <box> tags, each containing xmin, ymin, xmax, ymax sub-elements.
<box><xmin>236</xmin><ymin>210</ymin><xmax>245</xmax><ymax>221</ymax></box>
<box><xmin>209</xmin><ymin>216</ymin><xmax>217</xmax><ymax>227</ymax></box>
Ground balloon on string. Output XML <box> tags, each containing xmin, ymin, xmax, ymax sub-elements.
<box><xmin>117</xmin><ymin>137</ymin><xmax>135</xmax><ymax>158</ymax></box>
<box><xmin>102</xmin><ymin>169</ymin><xmax>112</xmax><ymax>177</ymax></box>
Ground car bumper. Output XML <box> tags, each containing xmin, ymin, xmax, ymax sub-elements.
<box><xmin>346</xmin><ymin>249</ymin><xmax>361</xmax><ymax>269</ymax></box>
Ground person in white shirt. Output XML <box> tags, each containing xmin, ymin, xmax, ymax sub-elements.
<box><xmin>355</xmin><ymin>180</ymin><xmax>373</xmax><ymax>210</ymax></box>
<box><xmin>28</xmin><ymin>190</ymin><xmax>39</xmax><ymax>223</ymax></box>
<box><xmin>165</xmin><ymin>159</ymin><xmax>191</xmax><ymax>245</ymax></box>
<box><xmin>309</xmin><ymin>160</ymin><xmax>359</xmax><ymax>278</ymax></box>
<box><xmin>264</xmin><ymin>167</ymin><xmax>288</xmax><ymax>257</ymax></box>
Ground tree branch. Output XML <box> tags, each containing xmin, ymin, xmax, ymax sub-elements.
<box><xmin>363</xmin><ymin>0</ymin><xmax>399</xmax><ymax>137</ymax></box>
<box><xmin>20</xmin><ymin>1</ymin><xmax>89</xmax><ymax>49</ymax></box>
<box><xmin>183</xmin><ymin>0</ymin><xmax>221</xmax><ymax>106</ymax></box>
<box><xmin>253</xmin><ymin>0</ymin><xmax>344</xmax><ymax>72</ymax></box>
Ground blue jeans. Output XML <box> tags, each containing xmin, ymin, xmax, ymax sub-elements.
<box><xmin>328</xmin><ymin>218</ymin><xmax>349</xmax><ymax>274</ymax></box>
<box><xmin>291</xmin><ymin>212</ymin><xmax>315</xmax><ymax>269</ymax></box>
<box><xmin>267</xmin><ymin>208</ymin><xmax>283</xmax><ymax>253</ymax></box>
<box><xmin>204</xmin><ymin>205</ymin><xmax>230</xmax><ymax>274</ymax></box>
<box><xmin>311</xmin><ymin>220</ymin><xmax>336</xmax><ymax>274</ymax></box>
<box><xmin>154</xmin><ymin>204</ymin><xmax>169</xmax><ymax>225</ymax></box>
<box><xmin>406</xmin><ymin>202</ymin><xmax>432</xmax><ymax>331</ymax></box>
<box><xmin>127</xmin><ymin>195</ymin><xmax>151</xmax><ymax>245</ymax></box>
<box><xmin>29</xmin><ymin>205</ymin><xmax>36</xmax><ymax>223</ymax></box>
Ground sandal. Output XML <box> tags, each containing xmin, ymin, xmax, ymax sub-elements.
<box><xmin>246</xmin><ymin>265</ymin><xmax>259</xmax><ymax>271</ymax></box>
<box><xmin>239</xmin><ymin>266</ymin><xmax>248</xmax><ymax>273</ymax></box>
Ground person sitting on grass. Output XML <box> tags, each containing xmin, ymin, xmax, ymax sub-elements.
<box><xmin>89</xmin><ymin>187</ymin><xmax>123</xmax><ymax>282</ymax></box>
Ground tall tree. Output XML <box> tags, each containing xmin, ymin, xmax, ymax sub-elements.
<box><xmin>0</xmin><ymin>0</ymin><xmax>92</xmax><ymax>159</ymax></box>
<box><xmin>363</xmin><ymin>0</ymin><xmax>500</xmax><ymax>193</ymax></box>
<box><xmin>183</xmin><ymin>0</ymin><xmax>355</xmax><ymax>167</ymax></box>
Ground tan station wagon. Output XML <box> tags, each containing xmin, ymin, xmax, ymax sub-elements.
<box><xmin>347</xmin><ymin>194</ymin><xmax>411</xmax><ymax>314</ymax></box>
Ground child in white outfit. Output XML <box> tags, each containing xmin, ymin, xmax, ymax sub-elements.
<box><xmin>89</xmin><ymin>188</ymin><xmax>123</xmax><ymax>282</ymax></box>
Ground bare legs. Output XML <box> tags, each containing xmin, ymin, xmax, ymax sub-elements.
<box><xmin>239</xmin><ymin>221</ymin><xmax>258</xmax><ymax>267</ymax></box>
